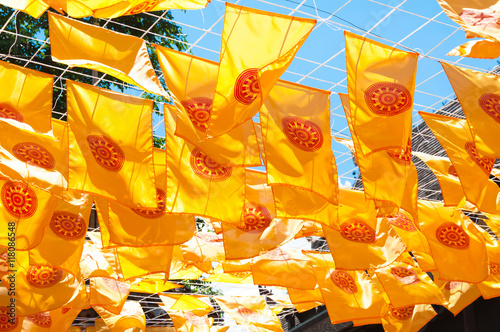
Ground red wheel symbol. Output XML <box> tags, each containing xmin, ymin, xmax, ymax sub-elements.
<box><xmin>87</xmin><ymin>135</ymin><xmax>125</xmax><ymax>172</ymax></box>
<box><xmin>282</xmin><ymin>116</ymin><xmax>324</xmax><ymax>152</ymax></box>
<box><xmin>237</xmin><ymin>307</ymin><xmax>260</xmax><ymax>320</ymax></box>
<box><xmin>465</xmin><ymin>141</ymin><xmax>494</xmax><ymax>175</ymax></box>
<box><xmin>390</xmin><ymin>305</ymin><xmax>414</xmax><ymax>320</ymax></box>
<box><xmin>230</xmin><ymin>272</ymin><xmax>249</xmax><ymax>278</ymax></box>
<box><xmin>264</xmin><ymin>248</ymin><xmax>291</xmax><ymax>261</ymax></box>
<box><xmin>490</xmin><ymin>262</ymin><xmax>500</xmax><ymax>275</ymax></box>
<box><xmin>125</xmin><ymin>0</ymin><xmax>161</xmax><ymax>15</ymax></box>
<box><xmin>0</xmin><ymin>307</ymin><xmax>17</xmax><ymax>331</ymax></box>
<box><xmin>184</xmin><ymin>312</ymin><xmax>208</xmax><ymax>326</ymax></box>
<box><xmin>478</xmin><ymin>93</ymin><xmax>500</xmax><ymax>125</ymax></box>
<box><xmin>436</xmin><ymin>222</ymin><xmax>470</xmax><ymax>249</ymax></box>
<box><xmin>234</xmin><ymin>68</ymin><xmax>260</xmax><ymax>105</ymax></box>
<box><xmin>26</xmin><ymin>266</ymin><xmax>63</xmax><ymax>288</ymax></box>
<box><xmin>0</xmin><ymin>103</ymin><xmax>22</xmax><ymax>122</ymax></box>
<box><xmin>448</xmin><ymin>164</ymin><xmax>459</xmax><ymax>177</ymax></box>
<box><xmin>12</xmin><ymin>142</ymin><xmax>55</xmax><ymax>170</ymax></box>
<box><xmin>1</xmin><ymin>181</ymin><xmax>38</xmax><ymax>219</ymax></box>
<box><xmin>181</xmin><ymin>97</ymin><xmax>212</xmax><ymax>133</ymax></box>
<box><xmin>340</xmin><ymin>219</ymin><xmax>376</xmax><ymax>243</ymax></box>
<box><xmin>49</xmin><ymin>211</ymin><xmax>86</xmax><ymax>240</ymax></box>
<box><xmin>27</xmin><ymin>312</ymin><xmax>51</xmax><ymax>328</ymax></box>
<box><xmin>330</xmin><ymin>270</ymin><xmax>357</xmax><ymax>294</ymax></box>
<box><xmin>190</xmin><ymin>147</ymin><xmax>232</xmax><ymax>181</ymax></box>
<box><xmin>364</xmin><ymin>82</ymin><xmax>412</xmax><ymax>116</ymax></box>
<box><xmin>131</xmin><ymin>188</ymin><xmax>166</xmax><ymax>219</ymax></box>
<box><xmin>387</xmin><ymin>212</ymin><xmax>416</xmax><ymax>232</ymax></box>
<box><xmin>387</xmin><ymin>139</ymin><xmax>412</xmax><ymax>166</ymax></box>
<box><xmin>390</xmin><ymin>267</ymin><xmax>420</xmax><ymax>285</ymax></box>
<box><xmin>102</xmin><ymin>278</ymin><xmax>130</xmax><ymax>294</ymax></box>
<box><xmin>460</xmin><ymin>9</ymin><xmax>500</xmax><ymax>30</ymax></box>
<box><xmin>239</xmin><ymin>202</ymin><xmax>272</xmax><ymax>231</ymax></box>
<box><xmin>61</xmin><ymin>307</ymin><xmax>70</xmax><ymax>315</ymax></box>
<box><xmin>444</xmin><ymin>281</ymin><xmax>461</xmax><ymax>291</ymax></box>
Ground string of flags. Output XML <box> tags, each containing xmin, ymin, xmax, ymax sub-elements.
<box><xmin>0</xmin><ymin>0</ymin><xmax>500</xmax><ymax>331</ymax></box>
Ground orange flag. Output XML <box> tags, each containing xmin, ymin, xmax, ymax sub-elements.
<box><xmin>420</xmin><ymin>111</ymin><xmax>499</xmax><ymax>214</ymax></box>
<box><xmin>89</xmin><ymin>277</ymin><xmax>130</xmax><ymax>315</ymax></box>
<box><xmin>66</xmin><ymin>80</ymin><xmax>157</xmax><ymax>209</ymax></box>
<box><xmin>160</xmin><ymin>294</ymin><xmax>213</xmax><ymax>316</ymax></box>
<box><xmin>108</xmin><ymin>245</ymin><xmax>173</xmax><ymax>280</ymax></box>
<box><xmin>49</xmin><ymin>13</ymin><xmax>166</xmax><ymax>96</ymax></box>
<box><xmin>448</xmin><ymin>39</ymin><xmax>500</xmax><ymax>59</ymax></box>
<box><xmin>442</xmin><ymin>62</ymin><xmax>500</xmax><ymax>157</ymax></box>
<box><xmin>345</xmin><ymin>31</ymin><xmax>418</xmax><ymax>156</ymax></box>
<box><xmin>432</xmin><ymin>271</ymin><xmax>481</xmax><ymax>315</ymax></box>
<box><xmin>418</xmin><ymin>200</ymin><xmax>489</xmax><ymax>283</ymax></box>
<box><xmin>261</xmin><ymin>80</ymin><xmax>338</xmax><ymax>204</ymax></box>
<box><xmin>204</xmin><ymin>265</ymin><xmax>254</xmax><ymax>284</ymax></box>
<box><xmin>207</xmin><ymin>3</ymin><xmax>316</xmax><ymax>138</ymax></box>
<box><xmin>0</xmin><ymin>0</ymin><xmax>48</xmax><ymax>18</ymax></box>
<box><xmin>165</xmin><ymin>106</ymin><xmax>245</xmax><ymax>223</ymax></box>
<box><xmin>381</xmin><ymin>304</ymin><xmax>437</xmax><ymax>332</ymax></box>
<box><xmin>385</xmin><ymin>210</ymin><xmax>431</xmax><ymax>254</ymax></box>
<box><xmin>314</xmin><ymin>266</ymin><xmax>385</xmax><ymax>324</ymax></box>
<box><xmin>94</xmin><ymin>301</ymin><xmax>146</xmax><ymax>332</ymax></box>
<box><xmin>180</xmin><ymin>233</ymin><xmax>225</xmax><ymax>264</ymax></box>
<box><xmin>166</xmin><ymin>310</ymin><xmax>214</xmax><ymax>332</ymax></box>
<box><xmin>214</xmin><ymin>296</ymin><xmax>282</xmax><ymax>332</ymax></box>
<box><xmin>155</xmin><ymin>46</ymin><xmax>261</xmax><ymax>166</ymax></box>
<box><xmin>0</xmin><ymin>60</ymin><xmax>53</xmax><ymax>134</ymax></box>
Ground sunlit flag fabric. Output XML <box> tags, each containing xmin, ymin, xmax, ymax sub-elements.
<box><xmin>164</xmin><ymin>106</ymin><xmax>245</xmax><ymax>223</ymax></box>
<box><xmin>381</xmin><ymin>304</ymin><xmax>437</xmax><ymax>332</ymax></box>
<box><xmin>314</xmin><ymin>266</ymin><xmax>385</xmax><ymax>324</ymax></box>
<box><xmin>179</xmin><ymin>233</ymin><xmax>225</xmax><ymax>264</ymax></box>
<box><xmin>442</xmin><ymin>62</ymin><xmax>500</xmax><ymax>158</ymax></box>
<box><xmin>89</xmin><ymin>277</ymin><xmax>130</xmax><ymax>315</ymax></box>
<box><xmin>93</xmin><ymin>301</ymin><xmax>146</xmax><ymax>332</ymax></box>
<box><xmin>207</xmin><ymin>3</ymin><xmax>316</xmax><ymax>138</ymax></box>
<box><xmin>66</xmin><ymin>80</ymin><xmax>157</xmax><ymax>209</ymax></box>
<box><xmin>214</xmin><ymin>296</ymin><xmax>282</xmax><ymax>332</ymax></box>
<box><xmin>414</xmin><ymin>152</ymin><xmax>465</xmax><ymax>207</ymax></box>
<box><xmin>159</xmin><ymin>294</ymin><xmax>213</xmax><ymax>316</ymax></box>
<box><xmin>166</xmin><ymin>310</ymin><xmax>214</xmax><ymax>332</ymax></box>
<box><xmin>418</xmin><ymin>200</ymin><xmax>489</xmax><ymax>283</ymax></box>
<box><xmin>49</xmin><ymin>13</ymin><xmax>166</xmax><ymax>96</ymax></box>
<box><xmin>155</xmin><ymin>46</ymin><xmax>261</xmax><ymax>167</ymax></box>
<box><xmin>0</xmin><ymin>60</ymin><xmax>53</xmax><ymax>134</ymax></box>
<box><xmin>0</xmin><ymin>178</ymin><xmax>57</xmax><ymax>250</ymax></box>
<box><xmin>345</xmin><ymin>31</ymin><xmax>417</xmax><ymax>157</ymax></box>
<box><xmin>323</xmin><ymin>189</ymin><xmax>406</xmax><ymax>270</ymax></box>
<box><xmin>95</xmin><ymin>149</ymin><xmax>196</xmax><ymax>247</ymax></box>
<box><xmin>0</xmin><ymin>120</ymin><xmax>69</xmax><ymax>197</ymax></box>
<box><xmin>0</xmin><ymin>0</ymin><xmax>49</xmax><ymax>18</ymax></box>
<box><xmin>420</xmin><ymin>111</ymin><xmax>500</xmax><ymax>214</ymax></box>
<box><xmin>48</xmin><ymin>307</ymin><xmax>83</xmax><ymax>332</ymax></box>
<box><xmin>261</xmin><ymin>80</ymin><xmax>338</xmax><ymax>204</ymax></box>
<box><xmin>204</xmin><ymin>265</ymin><xmax>254</xmax><ymax>284</ymax></box>
<box><xmin>432</xmin><ymin>271</ymin><xmax>481</xmax><ymax>315</ymax></box>
<box><xmin>384</xmin><ymin>211</ymin><xmax>432</xmax><ymax>255</ymax></box>
<box><xmin>448</xmin><ymin>39</ymin><xmax>500</xmax><ymax>59</ymax></box>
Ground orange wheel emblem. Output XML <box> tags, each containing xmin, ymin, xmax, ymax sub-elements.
<box><xmin>131</xmin><ymin>188</ymin><xmax>166</xmax><ymax>219</ymax></box>
<box><xmin>230</xmin><ymin>271</ymin><xmax>249</xmax><ymax>278</ymax></box>
<box><xmin>330</xmin><ymin>270</ymin><xmax>357</xmax><ymax>294</ymax></box>
<box><xmin>26</xmin><ymin>266</ymin><xmax>63</xmax><ymax>288</ymax></box>
<box><xmin>390</xmin><ymin>267</ymin><xmax>420</xmax><ymax>285</ymax></box>
<box><xmin>27</xmin><ymin>312</ymin><xmax>51</xmax><ymax>328</ymax></box>
<box><xmin>184</xmin><ymin>312</ymin><xmax>208</xmax><ymax>326</ymax></box>
<box><xmin>181</xmin><ymin>97</ymin><xmax>212</xmax><ymax>132</ymax></box>
<box><xmin>448</xmin><ymin>164</ymin><xmax>459</xmax><ymax>177</ymax></box>
<box><xmin>1</xmin><ymin>181</ymin><xmax>38</xmax><ymax>219</ymax></box>
<box><xmin>387</xmin><ymin>212</ymin><xmax>416</xmax><ymax>232</ymax></box>
<box><xmin>340</xmin><ymin>219</ymin><xmax>376</xmax><ymax>243</ymax></box>
<box><xmin>264</xmin><ymin>248</ymin><xmax>291</xmax><ymax>261</ymax></box>
<box><xmin>237</xmin><ymin>307</ymin><xmax>260</xmax><ymax>320</ymax></box>
<box><xmin>234</xmin><ymin>68</ymin><xmax>260</xmax><ymax>105</ymax></box>
<box><xmin>282</xmin><ymin>116</ymin><xmax>324</xmax><ymax>152</ymax></box>
<box><xmin>87</xmin><ymin>135</ymin><xmax>125</xmax><ymax>172</ymax></box>
<box><xmin>0</xmin><ymin>103</ymin><xmax>22</xmax><ymax>122</ymax></box>
<box><xmin>465</xmin><ymin>141</ymin><xmax>494</xmax><ymax>174</ymax></box>
<box><xmin>390</xmin><ymin>305</ymin><xmax>414</xmax><ymax>320</ymax></box>
<box><xmin>479</xmin><ymin>93</ymin><xmax>500</xmax><ymax>124</ymax></box>
<box><xmin>125</xmin><ymin>0</ymin><xmax>161</xmax><ymax>15</ymax></box>
<box><xmin>490</xmin><ymin>262</ymin><xmax>500</xmax><ymax>275</ymax></box>
<box><xmin>240</xmin><ymin>202</ymin><xmax>272</xmax><ymax>231</ymax></box>
<box><xmin>12</xmin><ymin>142</ymin><xmax>55</xmax><ymax>170</ymax></box>
<box><xmin>387</xmin><ymin>140</ymin><xmax>412</xmax><ymax>166</ymax></box>
<box><xmin>436</xmin><ymin>222</ymin><xmax>470</xmax><ymax>249</ymax></box>
<box><xmin>0</xmin><ymin>307</ymin><xmax>17</xmax><ymax>331</ymax></box>
<box><xmin>49</xmin><ymin>211</ymin><xmax>86</xmax><ymax>240</ymax></box>
<box><xmin>364</xmin><ymin>82</ymin><xmax>412</xmax><ymax>116</ymax></box>
<box><xmin>190</xmin><ymin>148</ymin><xmax>232</xmax><ymax>181</ymax></box>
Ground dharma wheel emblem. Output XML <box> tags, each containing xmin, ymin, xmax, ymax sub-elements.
<box><xmin>364</xmin><ymin>82</ymin><xmax>412</xmax><ymax>116</ymax></box>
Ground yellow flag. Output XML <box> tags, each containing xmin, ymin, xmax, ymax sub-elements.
<box><xmin>28</xmin><ymin>192</ymin><xmax>91</xmax><ymax>275</ymax></box>
<box><xmin>0</xmin><ymin>60</ymin><xmax>53</xmax><ymax>134</ymax></box>
<box><xmin>287</xmin><ymin>287</ymin><xmax>324</xmax><ymax>306</ymax></box>
<box><xmin>414</xmin><ymin>152</ymin><xmax>465</xmax><ymax>206</ymax></box>
<box><xmin>49</xmin><ymin>307</ymin><xmax>83</xmax><ymax>332</ymax></box>
<box><xmin>214</xmin><ymin>296</ymin><xmax>282</xmax><ymax>332</ymax></box>
<box><xmin>166</xmin><ymin>310</ymin><xmax>213</xmax><ymax>332</ymax></box>
<box><xmin>208</xmin><ymin>3</ymin><xmax>316</xmax><ymax>138</ymax></box>
<box><xmin>49</xmin><ymin>13</ymin><xmax>166</xmax><ymax>96</ymax></box>
<box><xmin>155</xmin><ymin>46</ymin><xmax>261</xmax><ymax>166</ymax></box>
<box><xmin>160</xmin><ymin>294</ymin><xmax>213</xmax><ymax>316</ymax></box>
<box><xmin>94</xmin><ymin>301</ymin><xmax>145</xmax><ymax>332</ymax></box>
<box><xmin>180</xmin><ymin>233</ymin><xmax>225</xmax><ymax>264</ymax></box>
<box><xmin>448</xmin><ymin>39</ymin><xmax>500</xmax><ymax>59</ymax></box>
<box><xmin>66</xmin><ymin>80</ymin><xmax>157</xmax><ymax>208</ymax></box>
<box><xmin>418</xmin><ymin>200</ymin><xmax>489</xmax><ymax>283</ymax></box>
<box><xmin>420</xmin><ymin>111</ymin><xmax>500</xmax><ymax>213</ymax></box>
<box><xmin>261</xmin><ymin>80</ymin><xmax>338</xmax><ymax>204</ymax></box>
<box><xmin>0</xmin><ymin>0</ymin><xmax>48</xmax><ymax>18</ymax></box>
<box><xmin>432</xmin><ymin>271</ymin><xmax>481</xmax><ymax>315</ymax></box>
<box><xmin>90</xmin><ymin>277</ymin><xmax>130</xmax><ymax>315</ymax></box>
<box><xmin>442</xmin><ymin>62</ymin><xmax>500</xmax><ymax>157</ymax></box>
<box><xmin>314</xmin><ymin>266</ymin><xmax>385</xmax><ymax>324</ymax></box>
<box><xmin>345</xmin><ymin>31</ymin><xmax>417</xmax><ymax>156</ymax></box>
<box><xmin>110</xmin><ymin>245</ymin><xmax>173</xmax><ymax>280</ymax></box>
<box><xmin>204</xmin><ymin>265</ymin><xmax>254</xmax><ymax>284</ymax></box>
<box><xmin>385</xmin><ymin>210</ymin><xmax>431</xmax><ymax>254</ymax></box>
<box><xmin>381</xmin><ymin>304</ymin><xmax>436</xmax><ymax>332</ymax></box>
<box><xmin>169</xmin><ymin>259</ymin><xmax>204</xmax><ymax>280</ymax></box>
<box><xmin>165</xmin><ymin>106</ymin><xmax>245</xmax><ymax>223</ymax></box>
<box><xmin>130</xmin><ymin>279</ymin><xmax>181</xmax><ymax>294</ymax></box>
<box><xmin>0</xmin><ymin>179</ymin><xmax>58</xmax><ymax>250</ymax></box>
